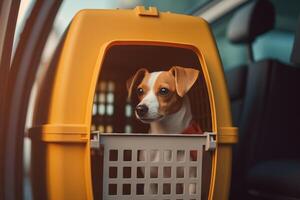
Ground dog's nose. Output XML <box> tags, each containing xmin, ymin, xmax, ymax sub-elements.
<box><xmin>136</xmin><ymin>104</ymin><xmax>148</xmax><ymax>117</ymax></box>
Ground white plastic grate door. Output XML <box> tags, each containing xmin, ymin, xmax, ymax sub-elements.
<box><xmin>99</xmin><ymin>133</ymin><xmax>212</xmax><ymax>200</ymax></box>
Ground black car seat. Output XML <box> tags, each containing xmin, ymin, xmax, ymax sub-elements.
<box><xmin>227</xmin><ymin>0</ymin><xmax>300</xmax><ymax>199</ymax></box>
<box><xmin>225</xmin><ymin>1</ymin><xmax>275</xmax><ymax>197</ymax></box>
<box><xmin>243</xmin><ymin>17</ymin><xmax>300</xmax><ymax>200</ymax></box>
<box><xmin>225</xmin><ymin>0</ymin><xmax>275</xmax><ymax>127</ymax></box>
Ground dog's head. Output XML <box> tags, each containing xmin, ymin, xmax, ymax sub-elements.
<box><xmin>127</xmin><ymin>66</ymin><xmax>199</xmax><ymax>123</ymax></box>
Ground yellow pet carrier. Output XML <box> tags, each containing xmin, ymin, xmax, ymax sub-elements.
<box><xmin>29</xmin><ymin>6</ymin><xmax>237</xmax><ymax>200</ymax></box>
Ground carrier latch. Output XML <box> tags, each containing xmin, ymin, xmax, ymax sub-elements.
<box><xmin>135</xmin><ymin>6</ymin><xmax>159</xmax><ymax>17</ymax></box>
<box><xmin>90</xmin><ymin>131</ymin><xmax>101</xmax><ymax>149</ymax></box>
<box><xmin>205</xmin><ymin>132</ymin><xmax>217</xmax><ymax>151</ymax></box>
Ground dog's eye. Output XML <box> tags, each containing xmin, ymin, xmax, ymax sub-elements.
<box><xmin>159</xmin><ymin>87</ymin><xmax>169</xmax><ymax>96</ymax></box>
<box><xmin>137</xmin><ymin>87</ymin><xmax>144</xmax><ymax>96</ymax></box>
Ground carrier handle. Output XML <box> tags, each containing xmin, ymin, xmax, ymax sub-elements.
<box><xmin>135</xmin><ymin>6</ymin><xmax>159</xmax><ymax>17</ymax></box>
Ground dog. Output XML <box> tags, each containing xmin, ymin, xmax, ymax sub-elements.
<box><xmin>127</xmin><ymin>66</ymin><xmax>202</xmax><ymax>195</ymax></box>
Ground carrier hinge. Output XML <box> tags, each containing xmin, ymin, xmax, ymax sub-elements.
<box><xmin>90</xmin><ymin>131</ymin><xmax>101</xmax><ymax>149</ymax></box>
<box><xmin>205</xmin><ymin>132</ymin><xmax>217</xmax><ymax>151</ymax></box>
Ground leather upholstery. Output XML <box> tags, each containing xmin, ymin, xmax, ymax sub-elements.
<box><xmin>229</xmin><ymin>15</ymin><xmax>300</xmax><ymax>200</ymax></box>
<box><xmin>247</xmin><ymin>160</ymin><xmax>300</xmax><ymax>199</ymax></box>
<box><xmin>227</xmin><ymin>0</ymin><xmax>275</xmax><ymax>44</ymax></box>
<box><xmin>225</xmin><ymin>65</ymin><xmax>248</xmax><ymax>126</ymax></box>
<box><xmin>234</xmin><ymin>60</ymin><xmax>300</xmax><ymax>199</ymax></box>
<box><xmin>291</xmin><ymin>17</ymin><xmax>300</xmax><ymax>66</ymax></box>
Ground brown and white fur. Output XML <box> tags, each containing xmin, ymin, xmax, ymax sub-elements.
<box><xmin>127</xmin><ymin>66</ymin><xmax>199</xmax><ymax>195</ymax></box>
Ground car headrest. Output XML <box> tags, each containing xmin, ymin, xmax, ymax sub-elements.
<box><xmin>227</xmin><ymin>0</ymin><xmax>275</xmax><ymax>44</ymax></box>
<box><xmin>291</xmin><ymin>17</ymin><xmax>300</xmax><ymax>66</ymax></box>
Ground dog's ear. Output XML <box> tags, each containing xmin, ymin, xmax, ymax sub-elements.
<box><xmin>169</xmin><ymin>66</ymin><xmax>199</xmax><ymax>97</ymax></box>
<box><xmin>126</xmin><ymin>68</ymin><xmax>149</xmax><ymax>100</ymax></box>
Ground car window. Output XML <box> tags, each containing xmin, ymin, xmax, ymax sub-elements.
<box><xmin>211</xmin><ymin>13</ymin><xmax>248</xmax><ymax>71</ymax></box>
<box><xmin>211</xmin><ymin>1</ymin><xmax>300</xmax><ymax>71</ymax></box>
<box><xmin>253</xmin><ymin>31</ymin><xmax>294</xmax><ymax>63</ymax></box>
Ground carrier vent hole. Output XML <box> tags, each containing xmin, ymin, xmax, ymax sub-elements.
<box><xmin>163</xmin><ymin>150</ymin><xmax>172</xmax><ymax>161</ymax></box>
<box><xmin>176</xmin><ymin>183</ymin><xmax>184</xmax><ymax>194</ymax></box>
<box><xmin>163</xmin><ymin>167</ymin><xmax>171</xmax><ymax>178</ymax></box>
<box><xmin>123</xmin><ymin>150</ymin><xmax>132</xmax><ymax>161</ymax></box>
<box><xmin>150</xmin><ymin>167</ymin><xmax>158</xmax><ymax>178</ymax></box>
<box><xmin>137</xmin><ymin>167</ymin><xmax>145</xmax><ymax>178</ymax></box>
<box><xmin>189</xmin><ymin>183</ymin><xmax>197</xmax><ymax>195</ymax></box>
<box><xmin>108</xmin><ymin>184</ymin><xmax>117</xmax><ymax>195</ymax></box>
<box><xmin>163</xmin><ymin>183</ymin><xmax>171</xmax><ymax>195</ymax></box>
<box><xmin>98</xmin><ymin>104</ymin><xmax>105</xmax><ymax>115</ymax></box>
<box><xmin>92</xmin><ymin>104</ymin><xmax>97</xmax><ymax>115</ymax></box>
<box><xmin>150</xmin><ymin>150</ymin><xmax>159</xmax><ymax>162</ymax></box>
<box><xmin>106</xmin><ymin>125</ymin><xmax>113</xmax><ymax>133</ymax></box>
<box><xmin>136</xmin><ymin>183</ymin><xmax>144</xmax><ymax>195</ymax></box>
<box><xmin>125</xmin><ymin>124</ymin><xmax>132</xmax><ymax>133</ymax></box>
<box><xmin>123</xmin><ymin>167</ymin><xmax>131</xmax><ymax>178</ymax></box>
<box><xmin>176</xmin><ymin>167</ymin><xmax>184</xmax><ymax>178</ymax></box>
<box><xmin>137</xmin><ymin>150</ymin><xmax>146</xmax><ymax>161</ymax></box>
<box><xmin>125</xmin><ymin>104</ymin><xmax>132</xmax><ymax>117</ymax></box>
<box><xmin>177</xmin><ymin>150</ymin><xmax>185</xmax><ymax>161</ymax></box>
<box><xmin>190</xmin><ymin>150</ymin><xmax>197</xmax><ymax>161</ymax></box>
<box><xmin>109</xmin><ymin>150</ymin><xmax>118</xmax><ymax>161</ymax></box>
<box><xmin>150</xmin><ymin>183</ymin><xmax>158</xmax><ymax>194</ymax></box>
<box><xmin>189</xmin><ymin>167</ymin><xmax>197</xmax><ymax>178</ymax></box>
<box><xmin>106</xmin><ymin>104</ymin><xmax>114</xmax><ymax>115</ymax></box>
<box><xmin>92</xmin><ymin>80</ymin><xmax>116</xmax><ymax>133</ymax></box>
<box><xmin>98</xmin><ymin>125</ymin><xmax>105</xmax><ymax>133</ymax></box>
<box><xmin>122</xmin><ymin>184</ymin><xmax>131</xmax><ymax>195</ymax></box>
<box><xmin>109</xmin><ymin>167</ymin><xmax>117</xmax><ymax>178</ymax></box>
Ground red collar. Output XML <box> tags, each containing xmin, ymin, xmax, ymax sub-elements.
<box><xmin>182</xmin><ymin>120</ymin><xmax>203</xmax><ymax>134</ymax></box>
<box><xmin>182</xmin><ymin>121</ymin><xmax>203</xmax><ymax>161</ymax></box>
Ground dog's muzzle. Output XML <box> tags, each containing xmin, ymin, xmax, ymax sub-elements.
<box><xmin>135</xmin><ymin>104</ymin><xmax>148</xmax><ymax>117</ymax></box>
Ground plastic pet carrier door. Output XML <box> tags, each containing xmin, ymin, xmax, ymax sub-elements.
<box><xmin>92</xmin><ymin>133</ymin><xmax>216</xmax><ymax>200</ymax></box>
<box><xmin>29</xmin><ymin>6</ymin><xmax>237</xmax><ymax>200</ymax></box>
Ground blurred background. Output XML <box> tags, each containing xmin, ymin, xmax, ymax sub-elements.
<box><xmin>9</xmin><ymin>0</ymin><xmax>300</xmax><ymax>199</ymax></box>
<box><xmin>16</xmin><ymin>0</ymin><xmax>299</xmax><ymax>83</ymax></box>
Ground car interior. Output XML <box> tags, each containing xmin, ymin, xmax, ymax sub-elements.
<box><xmin>222</xmin><ymin>1</ymin><xmax>300</xmax><ymax>200</ymax></box>
<box><xmin>0</xmin><ymin>0</ymin><xmax>300</xmax><ymax>199</ymax></box>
